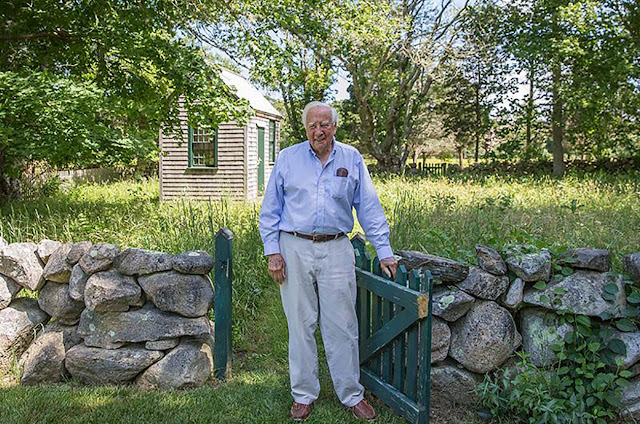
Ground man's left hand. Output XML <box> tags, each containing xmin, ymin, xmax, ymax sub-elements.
<box><xmin>380</xmin><ymin>256</ymin><xmax>398</xmax><ymax>280</ymax></box>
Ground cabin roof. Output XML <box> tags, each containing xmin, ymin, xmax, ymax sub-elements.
<box><xmin>220</xmin><ymin>69</ymin><xmax>282</xmax><ymax>118</ymax></box>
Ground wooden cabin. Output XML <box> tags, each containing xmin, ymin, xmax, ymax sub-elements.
<box><xmin>159</xmin><ymin>69</ymin><xmax>282</xmax><ymax>201</ymax></box>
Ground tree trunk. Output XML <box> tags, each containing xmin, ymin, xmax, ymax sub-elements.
<box><xmin>551</xmin><ymin>61</ymin><xmax>565</xmax><ymax>177</ymax></box>
<box><xmin>474</xmin><ymin>67</ymin><xmax>481</xmax><ymax>163</ymax></box>
<box><xmin>0</xmin><ymin>149</ymin><xmax>10</xmax><ymax>197</ymax></box>
<box><xmin>526</xmin><ymin>62</ymin><xmax>534</xmax><ymax>155</ymax></box>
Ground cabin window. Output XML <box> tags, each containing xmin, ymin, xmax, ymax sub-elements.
<box><xmin>188</xmin><ymin>126</ymin><xmax>218</xmax><ymax>168</ymax></box>
<box><xmin>269</xmin><ymin>120</ymin><xmax>276</xmax><ymax>163</ymax></box>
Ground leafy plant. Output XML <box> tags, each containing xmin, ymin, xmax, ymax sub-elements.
<box><xmin>478</xmin><ymin>312</ymin><xmax>630</xmax><ymax>424</ymax></box>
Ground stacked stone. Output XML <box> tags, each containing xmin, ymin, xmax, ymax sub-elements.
<box><xmin>397</xmin><ymin>246</ymin><xmax>640</xmax><ymax>412</ymax></box>
<box><xmin>0</xmin><ymin>238</ymin><xmax>215</xmax><ymax>389</ymax></box>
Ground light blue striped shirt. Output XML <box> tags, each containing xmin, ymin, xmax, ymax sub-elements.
<box><xmin>259</xmin><ymin>139</ymin><xmax>394</xmax><ymax>260</ymax></box>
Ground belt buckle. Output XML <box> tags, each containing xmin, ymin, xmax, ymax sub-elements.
<box><xmin>312</xmin><ymin>234</ymin><xmax>320</xmax><ymax>243</ymax></box>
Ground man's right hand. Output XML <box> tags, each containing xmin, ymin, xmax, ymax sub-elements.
<box><xmin>268</xmin><ymin>253</ymin><xmax>287</xmax><ymax>284</ymax></box>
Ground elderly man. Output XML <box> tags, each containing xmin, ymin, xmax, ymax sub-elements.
<box><xmin>259</xmin><ymin>101</ymin><xmax>398</xmax><ymax>421</ymax></box>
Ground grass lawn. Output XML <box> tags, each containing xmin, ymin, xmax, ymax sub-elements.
<box><xmin>0</xmin><ymin>172</ymin><xmax>638</xmax><ymax>423</ymax></box>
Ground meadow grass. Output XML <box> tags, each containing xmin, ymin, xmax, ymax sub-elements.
<box><xmin>0</xmin><ymin>173</ymin><xmax>638</xmax><ymax>423</ymax></box>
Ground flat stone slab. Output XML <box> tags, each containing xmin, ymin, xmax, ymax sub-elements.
<box><xmin>0</xmin><ymin>298</ymin><xmax>50</xmax><ymax>374</ymax></box>
<box><xmin>138</xmin><ymin>271</ymin><xmax>213</xmax><ymax>317</ymax></box>
<box><xmin>68</xmin><ymin>264</ymin><xmax>90</xmax><ymax>302</ymax></box>
<box><xmin>172</xmin><ymin>251</ymin><xmax>214</xmax><ymax>275</ymax></box>
<box><xmin>79</xmin><ymin>243</ymin><xmax>120</xmax><ymax>275</ymax></box>
<box><xmin>114</xmin><ymin>248</ymin><xmax>173</xmax><ymax>276</ymax></box>
<box><xmin>523</xmin><ymin>270</ymin><xmax>627</xmax><ymax>317</ymax></box>
<box><xmin>37</xmin><ymin>281</ymin><xmax>85</xmax><ymax>325</ymax></box>
<box><xmin>621</xmin><ymin>377</ymin><xmax>640</xmax><ymax>419</ymax></box>
<box><xmin>84</xmin><ymin>270</ymin><xmax>141</xmax><ymax>312</ymax></box>
<box><xmin>0</xmin><ymin>243</ymin><xmax>44</xmax><ymax>290</ymax></box>
<box><xmin>430</xmin><ymin>363</ymin><xmax>481</xmax><ymax>407</ymax></box>
<box><xmin>519</xmin><ymin>308</ymin><xmax>573</xmax><ymax>367</ymax></box>
<box><xmin>432</xmin><ymin>317</ymin><xmax>450</xmax><ymax>363</ymax></box>
<box><xmin>145</xmin><ymin>338</ymin><xmax>180</xmax><ymax>351</ymax></box>
<box><xmin>558</xmin><ymin>248</ymin><xmax>611</xmax><ymax>272</ymax></box>
<box><xmin>36</xmin><ymin>240</ymin><xmax>62</xmax><ymax>264</ymax></box>
<box><xmin>396</xmin><ymin>250</ymin><xmax>468</xmax><ymax>283</ymax></box>
<box><xmin>449</xmin><ymin>300</ymin><xmax>520</xmax><ymax>373</ymax></box>
<box><xmin>456</xmin><ymin>266</ymin><xmax>509</xmax><ymax>300</ymax></box>
<box><xmin>501</xmin><ymin>278</ymin><xmax>525</xmax><ymax>310</ymax></box>
<box><xmin>78</xmin><ymin>303</ymin><xmax>211</xmax><ymax>349</ymax></box>
<box><xmin>506</xmin><ymin>249</ymin><xmax>551</xmax><ymax>282</ymax></box>
<box><xmin>67</xmin><ymin>242</ymin><xmax>92</xmax><ymax>266</ymax></box>
<box><xmin>432</xmin><ymin>287</ymin><xmax>475</xmax><ymax>322</ymax></box>
<box><xmin>475</xmin><ymin>245</ymin><xmax>507</xmax><ymax>276</ymax></box>
<box><xmin>0</xmin><ymin>274</ymin><xmax>22</xmax><ymax>310</ymax></box>
<box><xmin>625</xmin><ymin>253</ymin><xmax>640</xmax><ymax>284</ymax></box>
<box><xmin>66</xmin><ymin>344</ymin><xmax>164</xmax><ymax>385</ymax></box>
<box><xmin>137</xmin><ymin>338</ymin><xmax>213</xmax><ymax>389</ymax></box>
<box><xmin>42</xmin><ymin>243</ymin><xmax>73</xmax><ymax>283</ymax></box>
<box><xmin>19</xmin><ymin>331</ymin><xmax>66</xmax><ymax>385</ymax></box>
<box><xmin>612</xmin><ymin>330</ymin><xmax>640</xmax><ymax>371</ymax></box>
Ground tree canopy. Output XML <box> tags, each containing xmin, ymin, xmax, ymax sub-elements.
<box><xmin>0</xmin><ymin>0</ymin><xmax>251</xmax><ymax>195</ymax></box>
<box><xmin>1</xmin><ymin>0</ymin><xmax>638</xmax><ymax>187</ymax></box>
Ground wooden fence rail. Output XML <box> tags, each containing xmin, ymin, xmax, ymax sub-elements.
<box><xmin>352</xmin><ymin>235</ymin><xmax>434</xmax><ymax>424</ymax></box>
<box><xmin>406</xmin><ymin>163</ymin><xmax>448</xmax><ymax>176</ymax></box>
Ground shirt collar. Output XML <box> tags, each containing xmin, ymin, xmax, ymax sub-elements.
<box><xmin>306</xmin><ymin>138</ymin><xmax>339</xmax><ymax>158</ymax></box>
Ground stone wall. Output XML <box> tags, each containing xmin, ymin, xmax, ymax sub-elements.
<box><xmin>0</xmin><ymin>237</ymin><xmax>215</xmax><ymax>388</ymax></box>
<box><xmin>396</xmin><ymin>246</ymin><xmax>640</xmax><ymax>416</ymax></box>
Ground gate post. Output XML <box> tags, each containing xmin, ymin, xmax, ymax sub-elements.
<box><xmin>214</xmin><ymin>227</ymin><xmax>234</xmax><ymax>380</ymax></box>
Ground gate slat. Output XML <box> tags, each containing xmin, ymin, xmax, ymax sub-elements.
<box><xmin>372</xmin><ymin>258</ymin><xmax>383</xmax><ymax>373</ymax></box>
<box><xmin>383</xmin><ymin>295</ymin><xmax>393</xmax><ymax>382</ymax></box>
<box><xmin>417</xmin><ymin>271</ymin><xmax>434</xmax><ymax>423</ymax></box>
<box><xmin>393</xmin><ymin>266</ymin><xmax>408</xmax><ymax>391</ymax></box>
<box><xmin>405</xmin><ymin>270</ymin><xmax>421</xmax><ymax>401</ymax></box>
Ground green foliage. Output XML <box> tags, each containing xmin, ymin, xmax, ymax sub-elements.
<box><xmin>490</xmin><ymin>0</ymin><xmax>640</xmax><ymax>166</ymax></box>
<box><xmin>199</xmin><ymin>0</ymin><xmax>334</xmax><ymax>146</ymax></box>
<box><xmin>478</xmin><ymin>314</ymin><xmax>629</xmax><ymax>424</ymax></box>
<box><xmin>0</xmin><ymin>0</ymin><xmax>252</xmax><ymax>195</ymax></box>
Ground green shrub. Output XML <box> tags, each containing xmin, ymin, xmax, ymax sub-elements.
<box><xmin>478</xmin><ymin>313</ymin><xmax>630</xmax><ymax>424</ymax></box>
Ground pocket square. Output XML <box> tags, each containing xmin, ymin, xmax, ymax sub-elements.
<box><xmin>336</xmin><ymin>167</ymin><xmax>349</xmax><ymax>177</ymax></box>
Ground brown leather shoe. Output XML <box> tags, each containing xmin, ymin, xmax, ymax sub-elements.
<box><xmin>350</xmin><ymin>399</ymin><xmax>376</xmax><ymax>420</ymax></box>
<box><xmin>290</xmin><ymin>402</ymin><xmax>312</xmax><ymax>421</ymax></box>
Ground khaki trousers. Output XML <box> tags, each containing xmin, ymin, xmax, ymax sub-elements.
<box><xmin>279</xmin><ymin>231</ymin><xmax>364</xmax><ymax>407</ymax></box>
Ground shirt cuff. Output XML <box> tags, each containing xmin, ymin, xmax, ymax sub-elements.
<box><xmin>264</xmin><ymin>241</ymin><xmax>281</xmax><ymax>256</ymax></box>
<box><xmin>376</xmin><ymin>246</ymin><xmax>394</xmax><ymax>261</ymax></box>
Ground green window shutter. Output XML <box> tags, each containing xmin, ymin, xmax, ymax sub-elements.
<box><xmin>188</xmin><ymin>126</ymin><xmax>194</xmax><ymax>168</ymax></box>
<box><xmin>214</xmin><ymin>128</ymin><xmax>219</xmax><ymax>167</ymax></box>
<box><xmin>269</xmin><ymin>120</ymin><xmax>276</xmax><ymax>162</ymax></box>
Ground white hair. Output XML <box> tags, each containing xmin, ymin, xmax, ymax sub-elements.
<box><xmin>302</xmin><ymin>101</ymin><xmax>339</xmax><ymax>127</ymax></box>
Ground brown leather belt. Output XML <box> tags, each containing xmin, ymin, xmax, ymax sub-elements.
<box><xmin>284</xmin><ymin>231</ymin><xmax>346</xmax><ymax>243</ymax></box>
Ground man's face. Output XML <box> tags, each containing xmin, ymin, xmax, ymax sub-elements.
<box><xmin>305</xmin><ymin>106</ymin><xmax>336</xmax><ymax>156</ymax></box>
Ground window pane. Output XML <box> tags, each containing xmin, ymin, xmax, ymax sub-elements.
<box><xmin>191</xmin><ymin>127</ymin><xmax>216</xmax><ymax>167</ymax></box>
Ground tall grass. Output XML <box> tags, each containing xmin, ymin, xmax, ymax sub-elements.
<box><xmin>380</xmin><ymin>173</ymin><xmax>640</xmax><ymax>267</ymax></box>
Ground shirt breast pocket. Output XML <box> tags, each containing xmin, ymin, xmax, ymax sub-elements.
<box><xmin>331</xmin><ymin>176</ymin><xmax>352</xmax><ymax>201</ymax></box>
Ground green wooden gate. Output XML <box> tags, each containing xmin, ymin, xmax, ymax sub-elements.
<box><xmin>351</xmin><ymin>235</ymin><xmax>434</xmax><ymax>424</ymax></box>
